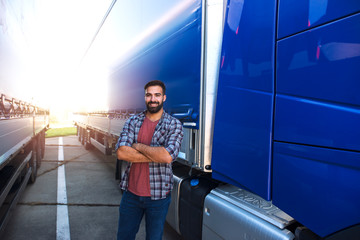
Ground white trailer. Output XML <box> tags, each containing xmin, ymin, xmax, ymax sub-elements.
<box><xmin>0</xmin><ymin>94</ymin><xmax>48</xmax><ymax>235</ymax></box>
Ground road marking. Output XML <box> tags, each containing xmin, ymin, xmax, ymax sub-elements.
<box><xmin>57</xmin><ymin>137</ymin><xmax>71</xmax><ymax>240</ymax></box>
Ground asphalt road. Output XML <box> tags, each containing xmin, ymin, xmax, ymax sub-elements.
<box><xmin>1</xmin><ymin>135</ymin><xmax>182</xmax><ymax>240</ymax></box>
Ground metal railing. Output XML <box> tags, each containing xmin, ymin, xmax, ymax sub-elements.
<box><xmin>0</xmin><ymin>94</ymin><xmax>49</xmax><ymax>119</ymax></box>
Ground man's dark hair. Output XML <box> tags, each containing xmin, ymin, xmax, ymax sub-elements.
<box><xmin>144</xmin><ymin>80</ymin><xmax>166</xmax><ymax>95</ymax></box>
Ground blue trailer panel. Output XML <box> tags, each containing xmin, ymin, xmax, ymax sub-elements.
<box><xmin>275</xmin><ymin>95</ymin><xmax>360</xmax><ymax>151</ymax></box>
<box><xmin>212</xmin><ymin>0</ymin><xmax>277</xmax><ymax>200</ymax></box>
<box><xmin>278</xmin><ymin>0</ymin><xmax>360</xmax><ymax>38</ymax></box>
<box><xmin>108</xmin><ymin>0</ymin><xmax>202</xmax><ymax>127</ymax></box>
<box><xmin>273</xmin><ymin>142</ymin><xmax>360</xmax><ymax>237</ymax></box>
<box><xmin>275</xmin><ymin>13</ymin><xmax>360</xmax><ymax>151</ymax></box>
<box><xmin>274</xmin><ymin>11</ymin><xmax>360</xmax><ymax>237</ymax></box>
<box><xmin>277</xmin><ymin>13</ymin><xmax>360</xmax><ymax>106</ymax></box>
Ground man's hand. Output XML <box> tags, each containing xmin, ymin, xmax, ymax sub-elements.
<box><xmin>116</xmin><ymin>144</ymin><xmax>172</xmax><ymax>164</ymax></box>
<box><xmin>132</xmin><ymin>143</ymin><xmax>172</xmax><ymax>164</ymax></box>
<box><xmin>116</xmin><ymin>146</ymin><xmax>151</xmax><ymax>163</ymax></box>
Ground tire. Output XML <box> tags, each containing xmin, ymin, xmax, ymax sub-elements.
<box><xmin>81</xmin><ymin>129</ymin><xmax>85</xmax><ymax>145</ymax></box>
<box><xmin>105</xmin><ymin>147</ymin><xmax>112</xmax><ymax>155</ymax></box>
<box><xmin>41</xmin><ymin>131</ymin><xmax>46</xmax><ymax>159</ymax></box>
<box><xmin>76</xmin><ymin>126</ymin><xmax>81</xmax><ymax>142</ymax></box>
<box><xmin>78</xmin><ymin>127</ymin><xmax>82</xmax><ymax>142</ymax></box>
<box><xmin>84</xmin><ymin>139</ymin><xmax>91</xmax><ymax>150</ymax></box>
<box><xmin>37</xmin><ymin>135</ymin><xmax>42</xmax><ymax>169</ymax></box>
<box><xmin>29</xmin><ymin>140</ymin><xmax>38</xmax><ymax>184</ymax></box>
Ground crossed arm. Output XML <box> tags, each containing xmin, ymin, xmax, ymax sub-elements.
<box><xmin>116</xmin><ymin>143</ymin><xmax>172</xmax><ymax>164</ymax></box>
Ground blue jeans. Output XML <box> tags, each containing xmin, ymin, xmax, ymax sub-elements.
<box><xmin>117</xmin><ymin>191</ymin><xmax>171</xmax><ymax>240</ymax></box>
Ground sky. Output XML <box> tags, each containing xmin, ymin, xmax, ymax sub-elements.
<box><xmin>28</xmin><ymin>0</ymin><xmax>113</xmax><ymax>115</ymax></box>
<box><xmin>1</xmin><ymin>0</ymin><xmax>113</xmax><ymax>121</ymax></box>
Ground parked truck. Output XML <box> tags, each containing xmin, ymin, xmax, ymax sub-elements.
<box><xmin>0</xmin><ymin>0</ymin><xmax>49</xmax><ymax>235</ymax></box>
<box><xmin>0</xmin><ymin>94</ymin><xmax>49</xmax><ymax>235</ymax></box>
<box><xmin>74</xmin><ymin>0</ymin><xmax>360</xmax><ymax>239</ymax></box>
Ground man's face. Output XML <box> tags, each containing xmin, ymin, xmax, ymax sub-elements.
<box><xmin>145</xmin><ymin>85</ymin><xmax>166</xmax><ymax>114</ymax></box>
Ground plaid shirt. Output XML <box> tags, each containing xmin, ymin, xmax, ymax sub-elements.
<box><xmin>116</xmin><ymin>111</ymin><xmax>183</xmax><ymax>200</ymax></box>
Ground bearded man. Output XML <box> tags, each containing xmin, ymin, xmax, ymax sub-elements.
<box><xmin>116</xmin><ymin>80</ymin><xmax>183</xmax><ymax>240</ymax></box>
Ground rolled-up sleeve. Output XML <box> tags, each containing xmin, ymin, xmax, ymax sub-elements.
<box><xmin>116</xmin><ymin>118</ymin><xmax>135</xmax><ymax>149</ymax></box>
<box><xmin>164</xmin><ymin>118</ymin><xmax>183</xmax><ymax>161</ymax></box>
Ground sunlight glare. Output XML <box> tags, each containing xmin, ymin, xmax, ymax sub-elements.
<box><xmin>21</xmin><ymin>0</ymin><xmax>112</xmax><ymax>123</ymax></box>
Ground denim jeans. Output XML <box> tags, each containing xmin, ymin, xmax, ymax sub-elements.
<box><xmin>117</xmin><ymin>191</ymin><xmax>171</xmax><ymax>240</ymax></box>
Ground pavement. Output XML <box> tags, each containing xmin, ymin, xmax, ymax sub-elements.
<box><xmin>1</xmin><ymin>135</ymin><xmax>182</xmax><ymax>240</ymax></box>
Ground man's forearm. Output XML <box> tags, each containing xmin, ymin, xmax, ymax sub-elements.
<box><xmin>132</xmin><ymin>143</ymin><xmax>172</xmax><ymax>164</ymax></box>
<box><xmin>117</xmin><ymin>146</ymin><xmax>152</xmax><ymax>163</ymax></box>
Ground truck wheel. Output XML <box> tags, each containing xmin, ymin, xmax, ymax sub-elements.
<box><xmin>76</xmin><ymin>126</ymin><xmax>81</xmax><ymax>142</ymax></box>
<box><xmin>81</xmin><ymin>129</ymin><xmax>85</xmax><ymax>145</ymax></box>
<box><xmin>29</xmin><ymin>140</ymin><xmax>38</xmax><ymax>183</ymax></box>
<box><xmin>85</xmin><ymin>139</ymin><xmax>91</xmax><ymax>150</ymax></box>
<box><xmin>105</xmin><ymin>147</ymin><xmax>112</xmax><ymax>155</ymax></box>
<box><xmin>36</xmin><ymin>135</ymin><xmax>42</xmax><ymax>169</ymax></box>
<box><xmin>78</xmin><ymin>127</ymin><xmax>82</xmax><ymax>142</ymax></box>
<box><xmin>41</xmin><ymin>131</ymin><xmax>46</xmax><ymax>159</ymax></box>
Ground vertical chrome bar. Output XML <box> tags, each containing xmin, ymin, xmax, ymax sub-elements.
<box><xmin>198</xmin><ymin>0</ymin><xmax>207</xmax><ymax>170</ymax></box>
<box><xmin>199</xmin><ymin>0</ymin><xmax>225</xmax><ymax>171</ymax></box>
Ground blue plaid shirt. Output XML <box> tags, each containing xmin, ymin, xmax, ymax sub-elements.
<box><xmin>116</xmin><ymin>111</ymin><xmax>183</xmax><ymax>200</ymax></box>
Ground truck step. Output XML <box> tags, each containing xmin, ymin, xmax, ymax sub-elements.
<box><xmin>203</xmin><ymin>184</ymin><xmax>295</xmax><ymax>240</ymax></box>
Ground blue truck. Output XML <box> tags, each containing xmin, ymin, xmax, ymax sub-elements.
<box><xmin>74</xmin><ymin>0</ymin><xmax>360</xmax><ymax>239</ymax></box>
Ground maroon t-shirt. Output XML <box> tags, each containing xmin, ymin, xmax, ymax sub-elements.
<box><xmin>128</xmin><ymin>117</ymin><xmax>159</xmax><ymax>196</ymax></box>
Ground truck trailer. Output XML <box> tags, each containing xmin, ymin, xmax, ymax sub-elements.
<box><xmin>74</xmin><ymin>0</ymin><xmax>360</xmax><ymax>239</ymax></box>
<box><xmin>0</xmin><ymin>94</ymin><xmax>49</xmax><ymax>235</ymax></box>
<box><xmin>0</xmin><ymin>0</ymin><xmax>49</xmax><ymax>234</ymax></box>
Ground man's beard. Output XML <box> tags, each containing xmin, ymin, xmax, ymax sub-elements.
<box><xmin>146</xmin><ymin>101</ymin><xmax>163</xmax><ymax>113</ymax></box>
